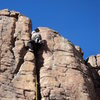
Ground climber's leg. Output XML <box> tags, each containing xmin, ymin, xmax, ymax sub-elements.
<box><xmin>27</xmin><ymin>40</ymin><xmax>34</xmax><ymax>52</ymax></box>
<box><xmin>35</xmin><ymin>43</ymin><xmax>42</xmax><ymax>51</ymax></box>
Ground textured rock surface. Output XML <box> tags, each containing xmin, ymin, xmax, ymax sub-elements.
<box><xmin>75</xmin><ymin>45</ymin><xmax>84</xmax><ymax>57</ymax></box>
<box><xmin>0</xmin><ymin>9</ymin><xmax>99</xmax><ymax>100</ymax></box>
<box><xmin>86</xmin><ymin>54</ymin><xmax>100</xmax><ymax>99</ymax></box>
<box><xmin>0</xmin><ymin>9</ymin><xmax>36</xmax><ymax>100</ymax></box>
<box><xmin>37</xmin><ymin>27</ymin><xmax>97</xmax><ymax>100</ymax></box>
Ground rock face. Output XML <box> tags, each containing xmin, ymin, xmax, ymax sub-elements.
<box><xmin>86</xmin><ymin>54</ymin><xmax>100</xmax><ymax>99</ymax></box>
<box><xmin>38</xmin><ymin>28</ymin><xmax>97</xmax><ymax>100</ymax></box>
<box><xmin>0</xmin><ymin>9</ymin><xmax>99</xmax><ymax>100</ymax></box>
<box><xmin>0</xmin><ymin>9</ymin><xmax>36</xmax><ymax>100</ymax></box>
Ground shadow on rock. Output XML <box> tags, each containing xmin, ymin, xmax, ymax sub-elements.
<box><xmin>34</xmin><ymin>40</ymin><xmax>50</xmax><ymax>99</ymax></box>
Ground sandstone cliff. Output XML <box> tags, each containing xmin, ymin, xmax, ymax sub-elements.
<box><xmin>0</xmin><ymin>9</ymin><xmax>99</xmax><ymax>100</ymax></box>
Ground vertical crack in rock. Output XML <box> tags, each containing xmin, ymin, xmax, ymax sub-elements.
<box><xmin>34</xmin><ymin>49</ymin><xmax>42</xmax><ymax>100</ymax></box>
<box><xmin>13</xmin><ymin>47</ymin><xmax>27</xmax><ymax>75</ymax></box>
<box><xmin>9</xmin><ymin>14</ymin><xmax>25</xmax><ymax>79</ymax></box>
<box><xmin>11</xmin><ymin>15</ymin><xmax>29</xmax><ymax>78</ymax></box>
<box><xmin>10</xmin><ymin>19</ymin><xmax>18</xmax><ymax>60</ymax></box>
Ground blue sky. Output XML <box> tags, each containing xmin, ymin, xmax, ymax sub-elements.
<box><xmin>0</xmin><ymin>0</ymin><xmax>100</xmax><ymax>59</ymax></box>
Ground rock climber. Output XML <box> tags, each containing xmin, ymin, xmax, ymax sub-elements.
<box><xmin>28</xmin><ymin>28</ymin><xmax>42</xmax><ymax>52</ymax></box>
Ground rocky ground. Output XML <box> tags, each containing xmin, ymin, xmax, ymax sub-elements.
<box><xmin>0</xmin><ymin>9</ymin><xmax>100</xmax><ymax>100</ymax></box>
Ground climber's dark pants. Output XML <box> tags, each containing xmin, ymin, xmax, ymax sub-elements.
<box><xmin>28</xmin><ymin>40</ymin><xmax>41</xmax><ymax>52</ymax></box>
<box><xmin>27</xmin><ymin>40</ymin><xmax>35</xmax><ymax>51</ymax></box>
